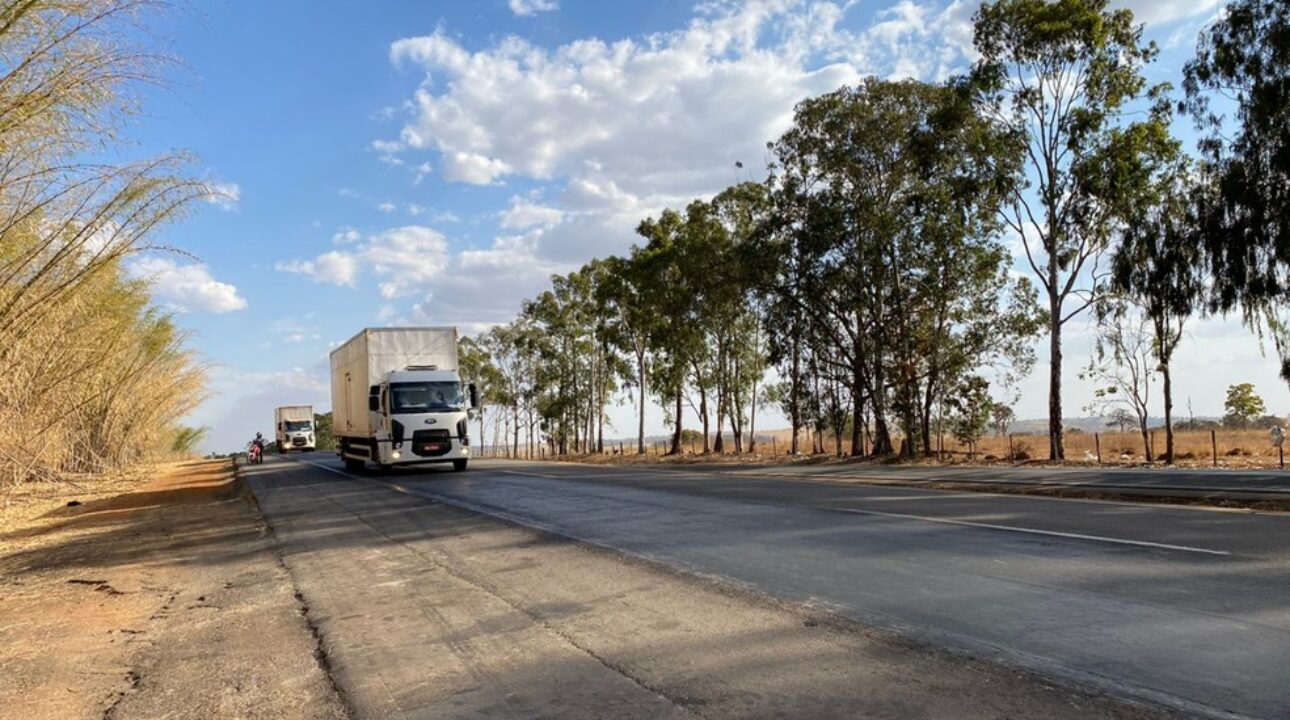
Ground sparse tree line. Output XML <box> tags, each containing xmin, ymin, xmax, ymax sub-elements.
<box><xmin>461</xmin><ymin>0</ymin><xmax>1290</xmax><ymax>464</ymax></box>
<box><xmin>0</xmin><ymin>1</ymin><xmax>213</xmax><ymax>486</ymax></box>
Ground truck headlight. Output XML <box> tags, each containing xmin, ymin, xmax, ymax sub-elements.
<box><xmin>392</xmin><ymin>450</ymin><xmax>401</xmax><ymax>460</ymax></box>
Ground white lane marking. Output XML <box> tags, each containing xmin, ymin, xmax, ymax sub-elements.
<box><xmin>833</xmin><ymin>507</ymin><xmax>1231</xmax><ymax>556</ymax></box>
<box><xmin>501</xmin><ymin>470</ymin><xmax>558</xmax><ymax>479</ymax></box>
<box><xmin>295</xmin><ymin>459</ymin><xmax>413</xmax><ymax>494</ymax></box>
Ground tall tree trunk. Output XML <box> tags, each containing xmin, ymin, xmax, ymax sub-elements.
<box><xmin>790</xmin><ymin>336</ymin><xmax>801</xmax><ymax>454</ymax></box>
<box><xmin>748</xmin><ymin>371</ymin><xmax>758</xmax><ymax>454</ymax></box>
<box><xmin>670</xmin><ymin>386</ymin><xmax>683</xmax><ymax>455</ymax></box>
<box><xmin>851</xmin><ymin>387</ymin><xmax>864</xmax><ymax>456</ymax></box>
<box><xmin>637</xmin><ymin>347</ymin><xmax>647</xmax><ymax>454</ymax></box>
<box><xmin>1048</xmin><ymin>294</ymin><xmax>1065</xmax><ymax>460</ymax></box>
<box><xmin>1139</xmin><ymin>418</ymin><xmax>1153</xmax><ymax>463</ymax></box>
<box><xmin>1162</xmin><ymin>361</ymin><xmax>1175</xmax><ymax>464</ymax></box>
<box><xmin>698</xmin><ymin>370</ymin><xmax>710</xmax><ymax>454</ymax></box>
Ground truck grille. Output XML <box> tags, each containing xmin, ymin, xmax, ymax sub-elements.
<box><xmin>411</xmin><ymin>429</ymin><xmax>452</xmax><ymax>457</ymax></box>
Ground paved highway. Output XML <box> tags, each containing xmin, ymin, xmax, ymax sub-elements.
<box><xmin>637</xmin><ymin>461</ymin><xmax>1290</xmax><ymax>500</ymax></box>
<box><xmin>282</xmin><ymin>457</ymin><xmax>1290</xmax><ymax>719</ymax></box>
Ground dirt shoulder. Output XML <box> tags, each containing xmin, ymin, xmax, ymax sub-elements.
<box><xmin>0</xmin><ymin>460</ymin><xmax>348</xmax><ymax>720</ymax></box>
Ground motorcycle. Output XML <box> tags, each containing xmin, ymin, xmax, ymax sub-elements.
<box><xmin>247</xmin><ymin>441</ymin><xmax>264</xmax><ymax>465</ymax></box>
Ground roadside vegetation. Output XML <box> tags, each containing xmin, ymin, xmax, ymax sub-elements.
<box><xmin>0</xmin><ymin>1</ymin><xmax>211</xmax><ymax>489</ymax></box>
<box><xmin>461</xmin><ymin>0</ymin><xmax>1290</xmax><ymax>465</ymax></box>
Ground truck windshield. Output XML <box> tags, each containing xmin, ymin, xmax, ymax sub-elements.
<box><xmin>284</xmin><ymin>421</ymin><xmax>312</xmax><ymax>432</ymax></box>
<box><xmin>390</xmin><ymin>382</ymin><xmax>465</xmax><ymax>414</ymax></box>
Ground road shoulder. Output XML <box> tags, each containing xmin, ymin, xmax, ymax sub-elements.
<box><xmin>0</xmin><ymin>460</ymin><xmax>349</xmax><ymax>720</ymax></box>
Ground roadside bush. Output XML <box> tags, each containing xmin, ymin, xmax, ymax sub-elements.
<box><xmin>0</xmin><ymin>0</ymin><xmax>209</xmax><ymax>487</ymax></box>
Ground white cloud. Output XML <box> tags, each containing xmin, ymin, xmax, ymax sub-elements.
<box><xmin>204</xmin><ymin>181</ymin><xmax>241</xmax><ymax>212</ymax></box>
<box><xmin>332</xmin><ymin>227</ymin><xmax>362</xmax><ymax>244</ymax></box>
<box><xmin>409</xmin><ymin>230</ymin><xmax>568</xmax><ymax>326</ymax></box>
<box><xmin>1114</xmin><ymin>0</ymin><xmax>1219</xmax><ymax>27</ymax></box>
<box><xmin>509</xmin><ymin>0</ymin><xmax>558</xmax><ymax>17</ymax></box>
<box><xmin>413</xmin><ymin>161</ymin><xmax>434</xmax><ymax>184</ymax></box>
<box><xmin>378</xmin><ymin>201</ymin><xmax>397</xmax><ymax>213</ymax></box>
<box><xmin>407</xmin><ymin>203</ymin><xmax>426</xmax><ymax>216</ymax></box>
<box><xmin>440</xmin><ymin>152</ymin><xmax>511</xmax><ymax>185</ymax></box>
<box><xmin>276</xmin><ymin>226</ymin><xmax>450</xmax><ymax>298</ymax></box>
<box><xmin>128</xmin><ymin>257</ymin><xmax>248</xmax><ymax>313</ymax></box>
<box><xmin>500</xmin><ymin>197</ymin><xmax>565</xmax><ymax>229</ymax></box>
<box><xmin>381</xmin><ymin>1</ymin><xmax>988</xmax><ymax>261</ymax></box>
<box><xmin>275</xmin><ymin>251</ymin><xmax>359</xmax><ymax>286</ymax></box>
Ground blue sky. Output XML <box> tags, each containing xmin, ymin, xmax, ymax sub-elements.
<box><xmin>123</xmin><ymin>0</ymin><xmax>1288</xmax><ymax>452</ymax></box>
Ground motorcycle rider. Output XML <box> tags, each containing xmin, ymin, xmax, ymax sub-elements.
<box><xmin>248</xmin><ymin>432</ymin><xmax>266</xmax><ymax>463</ymax></box>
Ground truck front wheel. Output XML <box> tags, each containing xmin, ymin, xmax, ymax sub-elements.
<box><xmin>452</xmin><ymin>459</ymin><xmax>468</xmax><ymax>472</ymax></box>
<box><xmin>343</xmin><ymin>457</ymin><xmax>365</xmax><ymax>473</ymax></box>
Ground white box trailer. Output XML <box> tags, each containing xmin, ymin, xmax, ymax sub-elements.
<box><xmin>274</xmin><ymin>405</ymin><xmax>316</xmax><ymax>452</ymax></box>
<box><xmin>329</xmin><ymin>327</ymin><xmax>475</xmax><ymax>472</ymax></box>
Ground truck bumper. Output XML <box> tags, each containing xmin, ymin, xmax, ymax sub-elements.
<box><xmin>339</xmin><ymin>437</ymin><xmax>469</xmax><ymax>467</ymax></box>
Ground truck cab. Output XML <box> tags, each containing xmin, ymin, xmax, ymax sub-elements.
<box><xmin>278</xmin><ymin>417</ymin><xmax>316</xmax><ymax>452</ymax></box>
<box><xmin>274</xmin><ymin>405</ymin><xmax>316</xmax><ymax>453</ymax></box>
<box><xmin>358</xmin><ymin>366</ymin><xmax>477</xmax><ymax>471</ymax></box>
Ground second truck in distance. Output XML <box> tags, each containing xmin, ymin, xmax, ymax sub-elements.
<box><xmin>329</xmin><ymin>327</ymin><xmax>477</xmax><ymax>472</ymax></box>
<box><xmin>274</xmin><ymin>405</ymin><xmax>316</xmax><ymax>453</ymax></box>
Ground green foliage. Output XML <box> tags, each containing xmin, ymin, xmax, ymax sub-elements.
<box><xmin>1183</xmin><ymin>0</ymin><xmax>1290</xmax><ymax>384</ymax></box>
<box><xmin>170</xmin><ymin>426</ymin><xmax>209</xmax><ymax>455</ymax></box>
<box><xmin>758</xmin><ymin>77</ymin><xmax>1037</xmax><ymax>457</ymax></box>
<box><xmin>313</xmin><ymin>412</ymin><xmax>335</xmax><ymax>451</ymax></box>
<box><xmin>1224</xmin><ymin>383</ymin><xmax>1267</xmax><ymax>429</ymax></box>
<box><xmin>970</xmin><ymin>0</ymin><xmax>1168</xmax><ymax>459</ymax></box>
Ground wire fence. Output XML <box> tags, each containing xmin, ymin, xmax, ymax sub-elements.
<box><xmin>478</xmin><ymin>426</ymin><xmax>1288</xmax><ymax>469</ymax></box>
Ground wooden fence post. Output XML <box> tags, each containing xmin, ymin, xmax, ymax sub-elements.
<box><xmin>1095</xmin><ymin>433</ymin><xmax>1102</xmax><ymax>465</ymax></box>
<box><xmin>1212</xmin><ymin>430</ymin><xmax>1218</xmax><ymax>467</ymax></box>
<box><xmin>1008</xmin><ymin>434</ymin><xmax>1015</xmax><ymax>462</ymax></box>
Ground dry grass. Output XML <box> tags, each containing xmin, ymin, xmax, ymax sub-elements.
<box><xmin>491</xmin><ymin>426</ymin><xmax>1287</xmax><ymax>469</ymax></box>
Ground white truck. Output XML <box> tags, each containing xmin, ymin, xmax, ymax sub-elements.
<box><xmin>329</xmin><ymin>327</ymin><xmax>476</xmax><ymax>472</ymax></box>
<box><xmin>274</xmin><ymin>405</ymin><xmax>316</xmax><ymax>452</ymax></box>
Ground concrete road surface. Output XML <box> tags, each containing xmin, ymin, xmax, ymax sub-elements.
<box><xmin>253</xmin><ymin>456</ymin><xmax>1290</xmax><ymax>719</ymax></box>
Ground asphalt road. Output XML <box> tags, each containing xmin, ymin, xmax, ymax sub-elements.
<box><xmin>246</xmin><ymin>457</ymin><xmax>1177</xmax><ymax>720</ymax></box>
<box><xmin>282</xmin><ymin>456</ymin><xmax>1290</xmax><ymax>719</ymax></box>
<box><xmin>720</xmin><ymin>462</ymin><xmax>1290</xmax><ymax>496</ymax></box>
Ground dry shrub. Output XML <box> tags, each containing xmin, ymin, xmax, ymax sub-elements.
<box><xmin>0</xmin><ymin>254</ymin><xmax>205</xmax><ymax>485</ymax></box>
<box><xmin>0</xmin><ymin>1</ymin><xmax>210</xmax><ymax>488</ymax></box>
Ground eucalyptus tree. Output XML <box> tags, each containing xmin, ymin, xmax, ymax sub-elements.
<box><xmin>761</xmin><ymin>77</ymin><xmax>1032</xmax><ymax>457</ymax></box>
<box><xmin>458</xmin><ymin>335</ymin><xmax>504</xmax><ymax>450</ymax></box>
<box><xmin>597</xmin><ymin>252</ymin><xmax>656</xmax><ymax>454</ymax></box>
<box><xmin>970</xmin><ymin>0</ymin><xmax>1170</xmax><ymax>459</ymax></box>
<box><xmin>1110</xmin><ymin>156</ymin><xmax>1202</xmax><ymax>463</ymax></box>
<box><xmin>1183</xmin><ymin>0</ymin><xmax>1290</xmax><ymax>385</ymax></box>
<box><xmin>634</xmin><ymin>209</ymin><xmax>706</xmax><ymax>454</ymax></box>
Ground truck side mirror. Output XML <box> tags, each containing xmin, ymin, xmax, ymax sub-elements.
<box><xmin>368</xmin><ymin>395</ymin><xmax>379</xmax><ymax>412</ymax></box>
<box><xmin>469</xmin><ymin>383</ymin><xmax>479</xmax><ymax>409</ymax></box>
